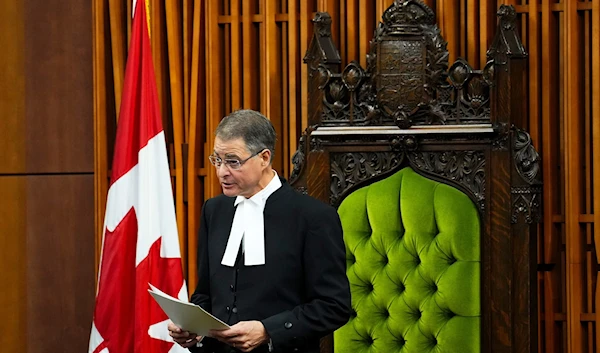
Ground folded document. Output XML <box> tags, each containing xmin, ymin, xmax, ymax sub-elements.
<box><xmin>148</xmin><ymin>283</ymin><xmax>230</xmax><ymax>336</ymax></box>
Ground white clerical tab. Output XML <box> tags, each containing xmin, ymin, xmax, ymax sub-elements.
<box><xmin>221</xmin><ymin>172</ymin><xmax>282</xmax><ymax>267</ymax></box>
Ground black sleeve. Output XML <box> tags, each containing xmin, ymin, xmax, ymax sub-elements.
<box><xmin>188</xmin><ymin>200</ymin><xmax>221</xmax><ymax>352</ymax></box>
<box><xmin>190</xmin><ymin>200</ymin><xmax>211</xmax><ymax>311</ymax></box>
<box><xmin>261</xmin><ymin>204</ymin><xmax>351</xmax><ymax>351</ymax></box>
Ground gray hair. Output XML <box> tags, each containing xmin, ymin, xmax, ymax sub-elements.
<box><xmin>215</xmin><ymin>109</ymin><xmax>276</xmax><ymax>161</ymax></box>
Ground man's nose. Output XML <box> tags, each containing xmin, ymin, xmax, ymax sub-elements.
<box><xmin>215</xmin><ymin>163</ymin><xmax>230</xmax><ymax>177</ymax></box>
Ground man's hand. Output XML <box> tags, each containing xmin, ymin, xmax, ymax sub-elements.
<box><xmin>208</xmin><ymin>321</ymin><xmax>269</xmax><ymax>352</ymax></box>
<box><xmin>168</xmin><ymin>321</ymin><xmax>201</xmax><ymax>348</ymax></box>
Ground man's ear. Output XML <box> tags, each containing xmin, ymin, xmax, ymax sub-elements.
<box><xmin>260</xmin><ymin>149</ymin><xmax>272</xmax><ymax>165</ymax></box>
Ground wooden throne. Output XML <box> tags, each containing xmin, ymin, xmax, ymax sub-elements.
<box><xmin>289</xmin><ymin>1</ymin><xmax>541</xmax><ymax>353</ymax></box>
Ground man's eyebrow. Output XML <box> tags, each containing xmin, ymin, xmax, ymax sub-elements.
<box><xmin>214</xmin><ymin>151</ymin><xmax>241</xmax><ymax>159</ymax></box>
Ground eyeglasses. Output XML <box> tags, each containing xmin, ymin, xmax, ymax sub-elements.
<box><xmin>208</xmin><ymin>149</ymin><xmax>264</xmax><ymax>170</ymax></box>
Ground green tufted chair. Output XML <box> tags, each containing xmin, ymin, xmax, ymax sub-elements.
<box><xmin>335</xmin><ymin>167</ymin><xmax>480</xmax><ymax>353</ymax></box>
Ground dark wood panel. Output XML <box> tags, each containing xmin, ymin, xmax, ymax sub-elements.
<box><xmin>26</xmin><ymin>175</ymin><xmax>95</xmax><ymax>353</ymax></box>
<box><xmin>0</xmin><ymin>177</ymin><xmax>27</xmax><ymax>352</ymax></box>
<box><xmin>24</xmin><ymin>0</ymin><xmax>93</xmax><ymax>173</ymax></box>
<box><xmin>0</xmin><ymin>1</ymin><xmax>25</xmax><ymax>174</ymax></box>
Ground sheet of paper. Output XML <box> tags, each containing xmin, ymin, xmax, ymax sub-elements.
<box><xmin>148</xmin><ymin>283</ymin><xmax>230</xmax><ymax>336</ymax></box>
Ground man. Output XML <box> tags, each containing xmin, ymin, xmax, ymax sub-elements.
<box><xmin>168</xmin><ymin>109</ymin><xmax>351</xmax><ymax>353</ymax></box>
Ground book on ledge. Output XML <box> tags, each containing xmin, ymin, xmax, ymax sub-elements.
<box><xmin>148</xmin><ymin>283</ymin><xmax>230</xmax><ymax>336</ymax></box>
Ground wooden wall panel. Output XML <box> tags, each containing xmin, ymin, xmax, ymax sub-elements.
<box><xmin>0</xmin><ymin>177</ymin><xmax>27</xmax><ymax>352</ymax></box>
<box><xmin>23</xmin><ymin>0</ymin><xmax>93</xmax><ymax>173</ymax></box>
<box><xmin>0</xmin><ymin>0</ymin><xmax>25</xmax><ymax>174</ymax></box>
<box><xmin>1</xmin><ymin>1</ymin><xmax>95</xmax><ymax>353</ymax></box>
<box><xmin>26</xmin><ymin>175</ymin><xmax>96</xmax><ymax>353</ymax></box>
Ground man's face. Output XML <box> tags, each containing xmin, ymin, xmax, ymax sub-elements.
<box><xmin>212</xmin><ymin>137</ymin><xmax>267</xmax><ymax>198</ymax></box>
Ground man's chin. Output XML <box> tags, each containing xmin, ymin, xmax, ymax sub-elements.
<box><xmin>221</xmin><ymin>185</ymin><xmax>239</xmax><ymax>197</ymax></box>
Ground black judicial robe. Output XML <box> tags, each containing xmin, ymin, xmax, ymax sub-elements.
<box><xmin>190</xmin><ymin>178</ymin><xmax>351</xmax><ymax>353</ymax></box>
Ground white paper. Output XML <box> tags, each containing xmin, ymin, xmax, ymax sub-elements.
<box><xmin>148</xmin><ymin>283</ymin><xmax>230</xmax><ymax>336</ymax></box>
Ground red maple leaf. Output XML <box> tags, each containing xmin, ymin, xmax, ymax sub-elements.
<box><xmin>135</xmin><ymin>235</ymin><xmax>186</xmax><ymax>353</ymax></box>
<box><xmin>93</xmin><ymin>209</ymin><xmax>137</xmax><ymax>353</ymax></box>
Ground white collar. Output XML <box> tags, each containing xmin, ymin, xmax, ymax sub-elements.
<box><xmin>221</xmin><ymin>172</ymin><xmax>282</xmax><ymax>266</ymax></box>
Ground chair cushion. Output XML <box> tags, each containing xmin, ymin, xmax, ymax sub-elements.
<box><xmin>335</xmin><ymin>167</ymin><xmax>480</xmax><ymax>353</ymax></box>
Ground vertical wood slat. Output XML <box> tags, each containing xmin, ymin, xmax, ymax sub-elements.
<box><xmin>466</xmin><ymin>0</ymin><xmax>478</xmax><ymax>67</ymax></box>
<box><xmin>376</xmin><ymin>0</ymin><xmax>386</xmax><ymax>24</ymax></box>
<box><xmin>224</xmin><ymin>18</ymin><xmax>231</xmax><ymax>113</ymax></box>
<box><xmin>108</xmin><ymin>0</ymin><xmax>127</xmax><ymax>119</ymax></box>
<box><xmin>479</xmin><ymin>0</ymin><xmax>492</xmax><ymax>66</ymax></box>
<box><xmin>593</xmin><ymin>0</ymin><xmax>600</xmax><ymax>349</ymax></box>
<box><xmin>242</xmin><ymin>0</ymin><xmax>253</xmax><ymax>108</ymax></box>
<box><xmin>205</xmin><ymin>0</ymin><xmax>222</xmax><ymax>198</ymax></box>
<box><xmin>340</xmin><ymin>0</ymin><xmax>346</xmax><ymax>64</ymax></box>
<box><xmin>359</xmin><ymin>0</ymin><xmax>367</xmax><ymax>68</ymax></box>
<box><xmin>150</xmin><ymin>1</ymin><xmax>169</xmax><ymax>131</ymax></box>
<box><xmin>288</xmin><ymin>0</ymin><xmax>298</xmax><ymax>167</ymax></box>
<box><xmin>582</xmin><ymin>13</ymin><xmax>592</xmax><ymax>352</ymax></box>
<box><xmin>186</xmin><ymin>0</ymin><xmax>203</xmax><ymax>289</ymax></box>
<box><xmin>540</xmin><ymin>0</ymin><xmax>559</xmax><ymax>351</ymax></box>
<box><xmin>231</xmin><ymin>0</ymin><xmax>241</xmax><ymax>110</ymax></box>
<box><xmin>183</xmin><ymin>0</ymin><xmax>190</xmax><ymax>143</ymax></box>
<box><xmin>93</xmin><ymin>0</ymin><xmax>108</xmax><ymax>280</ymax></box>
<box><xmin>564</xmin><ymin>1</ymin><xmax>584</xmax><ymax>353</ymax></box>
<box><xmin>443</xmin><ymin>0</ymin><xmax>459</xmax><ymax>65</ymax></box>
<box><xmin>164</xmin><ymin>0</ymin><xmax>187</xmax><ymax>265</ymax></box>
<box><xmin>262</xmin><ymin>0</ymin><xmax>277</xmax><ymax>118</ymax></box>
<box><xmin>346</xmin><ymin>0</ymin><xmax>357</xmax><ymax>63</ymax></box>
<box><xmin>301</xmin><ymin>0</ymin><xmax>308</xmax><ymax>130</ymax></box>
<box><xmin>459</xmin><ymin>0</ymin><xmax>466</xmax><ymax>59</ymax></box>
<box><xmin>528</xmin><ymin>0</ymin><xmax>540</xmax><ymax>144</ymax></box>
<box><xmin>281</xmin><ymin>3</ymin><xmax>289</xmax><ymax>176</ymax></box>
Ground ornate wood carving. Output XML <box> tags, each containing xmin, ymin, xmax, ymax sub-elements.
<box><xmin>487</xmin><ymin>5</ymin><xmax>527</xmax><ymax>64</ymax></box>
<box><xmin>408</xmin><ymin>150</ymin><xmax>486</xmax><ymax>211</ymax></box>
<box><xmin>330</xmin><ymin>152</ymin><xmax>404</xmax><ymax>206</ymax></box>
<box><xmin>311</xmin><ymin>0</ymin><xmax>495</xmax><ymax>128</ymax></box>
<box><xmin>492</xmin><ymin>122</ymin><xmax>510</xmax><ymax>151</ymax></box>
<box><xmin>290</xmin><ymin>133</ymin><xmax>306</xmax><ymax>184</ymax></box>
<box><xmin>511</xmin><ymin>127</ymin><xmax>542</xmax><ymax>224</ymax></box>
<box><xmin>511</xmin><ymin>186</ymin><xmax>542</xmax><ymax>224</ymax></box>
<box><xmin>513</xmin><ymin>127</ymin><xmax>541</xmax><ymax>185</ymax></box>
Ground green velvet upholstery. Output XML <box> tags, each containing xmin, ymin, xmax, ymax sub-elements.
<box><xmin>335</xmin><ymin>167</ymin><xmax>481</xmax><ymax>353</ymax></box>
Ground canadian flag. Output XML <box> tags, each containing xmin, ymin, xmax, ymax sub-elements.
<box><xmin>88</xmin><ymin>1</ymin><xmax>188</xmax><ymax>353</ymax></box>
